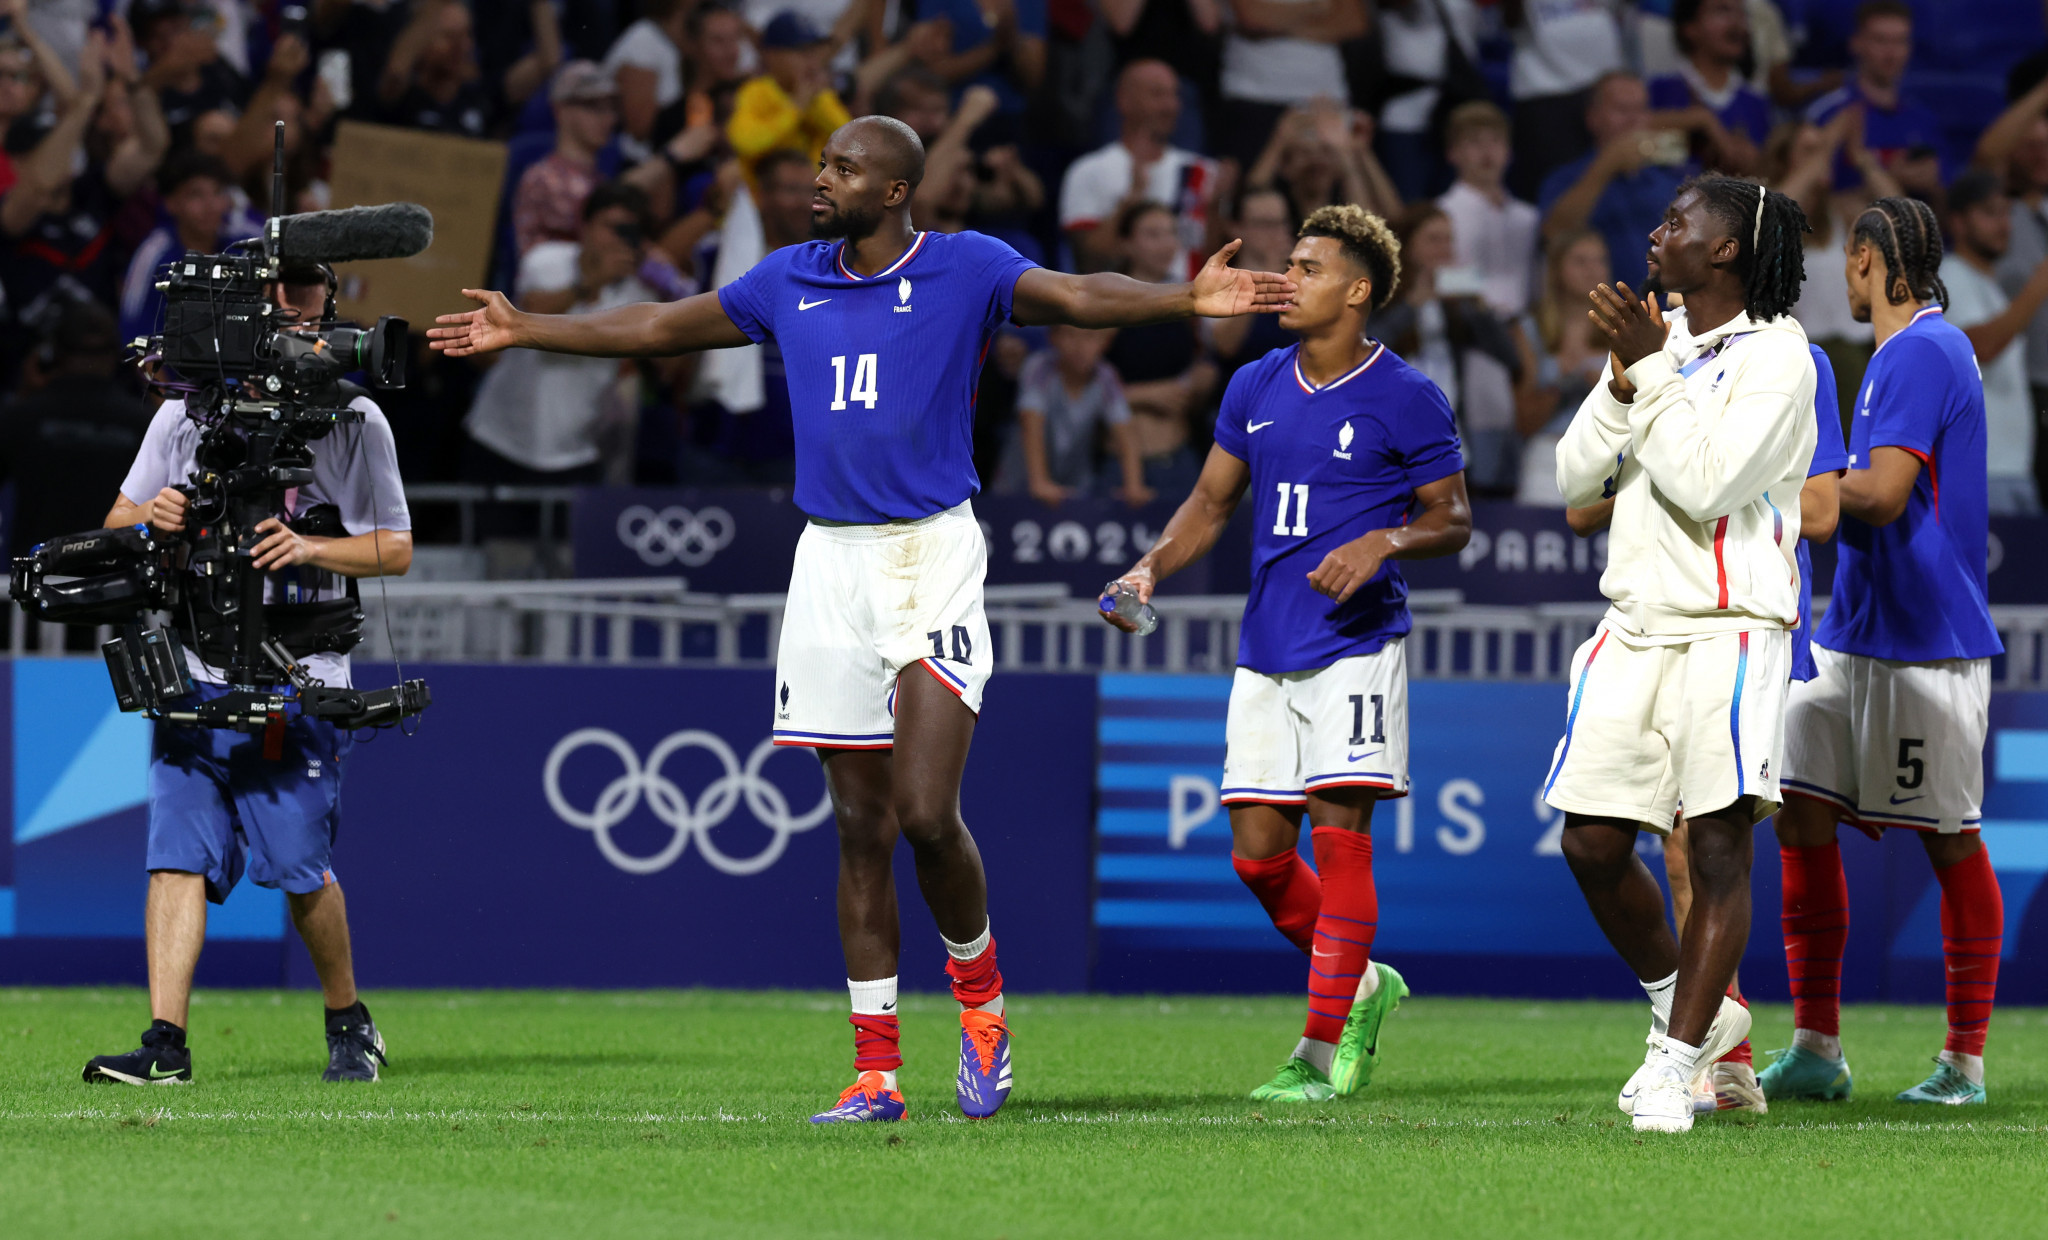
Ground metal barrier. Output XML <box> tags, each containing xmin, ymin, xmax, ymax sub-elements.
<box><xmin>17</xmin><ymin>579</ymin><xmax>2048</xmax><ymax>687</ymax></box>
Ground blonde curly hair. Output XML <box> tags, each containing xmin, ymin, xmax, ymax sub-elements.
<box><xmin>1298</xmin><ymin>204</ymin><xmax>1402</xmax><ymax>310</ymax></box>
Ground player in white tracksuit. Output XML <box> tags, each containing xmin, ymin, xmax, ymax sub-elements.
<box><xmin>1546</xmin><ymin>176</ymin><xmax>1817</xmax><ymax>1134</ymax></box>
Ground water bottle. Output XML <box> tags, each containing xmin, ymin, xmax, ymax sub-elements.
<box><xmin>1099</xmin><ymin>580</ymin><xmax>1159</xmax><ymax>636</ymax></box>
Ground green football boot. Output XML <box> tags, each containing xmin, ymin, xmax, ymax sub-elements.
<box><xmin>1329</xmin><ymin>962</ymin><xmax>1409</xmax><ymax>1097</ymax></box>
<box><xmin>1895</xmin><ymin>1060</ymin><xmax>1986</xmax><ymax>1105</ymax></box>
<box><xmin>1249</xmin><ymin>1057</ymin><xmax>1336</xmax><ymax>1103</ymax></box>
<box><xmin>1757</xmin><ymin>1044</ymin><xmax>1854</xmax><ymax>1101</ymax></box>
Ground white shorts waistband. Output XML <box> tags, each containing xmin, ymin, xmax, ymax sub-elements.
<box><xmin>803</xmin><ymin>499</ymin><xmax>977</xmax><ymax>542</ymax></box>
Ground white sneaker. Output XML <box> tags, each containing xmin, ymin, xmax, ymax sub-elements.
<box><xmin>1710</xmin><ymin>1060</ymin><xmax>1768</xmax><ymax>1114</ymax></box>
<box><xmin>1617</xmin><ymin>1032</ymin><xmax>1658</xmax><ymax>1114</ymax></box>
<box><xmin>1694</xmin><ymin>996</ymin><xmax>1753</xmax><ymax>1070</ymax></box>
<box><xmin>1691</xmin><ymin>1075</ymin><xmax>1718</xmax><ymax>1114</ymax></box>
<box><xmin>1632</xmin><ymin>1070</ymin><xmax>1695</xmax><ymax>1133</ymax></box>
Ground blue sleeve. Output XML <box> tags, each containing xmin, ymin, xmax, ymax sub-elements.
<box><xmin>1808</xmin><ymin>347</ymin><xmax>1848</xmax><ymax>476</ymax></box>
<box><xmin>1212</xmin><ymin>363</ymin><xmax>1256</xmax><ymax>462</ymax></box>
<box><xmin>1011</xmin><ymin>0</ymin><xmax>1047</xmax><ymax>37</ymax></box>
<box><xmin>1646</xmin><ymin>76</ymin><xmax>1689</xmax><ymax>110</ymax></box>
<box><xmin>1397</xmin><ymin>381</ymin><xmax>1465</xmax><ymax>489</ymax></box>
<box><xmin>714</xmin><ymin>247</ymin><xmax>790</xmax><ymax>344</ymax></box>
<box><xmin>1863</xmin><ymin>337</ymin><xmax>1943</xmax><ymax>458</ymax></box>
<box><xmin>960</xmin><ymin>231</ymin><xmax>1039</xmax><ymax>330</ymax></box>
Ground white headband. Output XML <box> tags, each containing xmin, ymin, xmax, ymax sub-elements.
<box><xmin>1753</xmin><ymin>183</ymin><xmax>1766</xmax><ymax>250</ymax></box>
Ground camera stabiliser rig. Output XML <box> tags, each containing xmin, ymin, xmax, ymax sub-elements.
<box><xmin>9</xmin><ymin>125</ymin><xmax>432</xmax><ymax>733</ymax></box>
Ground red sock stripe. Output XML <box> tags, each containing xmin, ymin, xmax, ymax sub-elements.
<box><xmin>850</xmin><ymin>1013</ymin><xmax>902</xmax><ymax>1072</ymax></box>
<box><xmin>1779</xmin><ymin>842</ymin><xmax>1849</xmax><ymax>1036</ymax></box>
<box><xmin>1232</xmin><ymin>848</ymin><xmax>1323</xmax><ymax>954</ymax></box>
<box><xmin>1303</xmin><ymin>827</ymin><xmax>1378</xmax><ymax>1045</ymax></box>
<box><xmin>1936</xmin><ymin>847</ymin><xmax>2002</xmax><ymax>1057</ymax></box>
<box><xmin>945</xmin><ymin>938</ymin><xmax>1003</xmax><ymax>1008</ymax></box>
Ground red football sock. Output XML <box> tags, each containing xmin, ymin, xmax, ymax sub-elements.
<box><xmin>946</xmin><ymin>937</ymin><xmax>1003</xmax><ymax>1009</ymax></box>
<box><xmin>1780</xmin><ymin>842</ymin><xmax>1849</xmax><ymax>1036</ymax></box>
<box><xmin>850</xmin><ymin>1013</ymin><xmax>902</xmax><ymax>1072</ymax></box>
<box><xmin>1935</xmin><ymin>844</ymin><xmax>2002</xmax><ymax>1057</ymax></box>
<box><xmin>1718</xmin><ymin>989</ymin><xmax>1752</xmax><ymax>1066</ymax></box>
<box><xmin>1303</xmin><ymin>827</ymin><xmax>1378</xmax><ymax>1045</ymax></box>
<box><xmin>1232</xmin><ymin>847</ymin><xmax>1323</xmax><ymax>954</ymax></box>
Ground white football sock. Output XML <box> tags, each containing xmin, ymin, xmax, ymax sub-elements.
<box><xmin>941</xmin><ymin>922</ymin><xmax>992</xmax><ymax>961</ymax></box>
<box><xmin>847</xmin><ymin>977</ymin><xmax>901</xmax><ymax>1090</ymax></box>
<box><xmin>1938</xmin><ymin>1049</ymin><xmax>1985</xmax><ymax>1086</ymax></box>
<box><xmin>1641</xmin><ymin>971</ymin><xmax>1677</xmax><ymax>1037</ymax></box>
<box><xmin>1792</xmin><ymin>1028</ymin><xmax>1843</xmax><ymax>1060</ymax></box>
<box><xmin>1657</xmin><ymin>1036</ymin><xmax>1704</xmax><ymax>1082</ymax></box>
<box><xmin>1354</xmin><ymin>962</ymin><xmax>1381</xmax><ymax>1003</ymax></box>
<box><xmin>1294</xmin><ymin>1037</ymin><xmax>1337</xmax><ymax>1075</ymax></box>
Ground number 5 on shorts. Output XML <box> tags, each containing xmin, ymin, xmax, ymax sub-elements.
<box><xmin>1896</xmin><ymin>738</ymin><xmax>1925</xmax><ymax>789</ymax></box>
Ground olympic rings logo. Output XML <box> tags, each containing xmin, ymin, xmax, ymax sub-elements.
<box><xmin>616</xmin><ymin>504</ymin><xmax>736</xmax><ymax>567</ymax></box>
<box><xmin>542</xmin><ymin>728</ymin><xmax>832</xmax><ymax>876</ymax></box>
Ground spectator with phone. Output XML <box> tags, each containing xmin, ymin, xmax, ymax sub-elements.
<box><xmin>1538</xmin><ymin>71</ymin><xmax>1688</xmax><ymax>289</ymax></box>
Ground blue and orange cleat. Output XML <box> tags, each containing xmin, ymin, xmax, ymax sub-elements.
<box><xmin>809</xmin><ymin>1071</ymin><xmax>907</xmax><ymax>1123</ymax></box>
<box><xmin>956</xmin><ymin>1008</ymin><xmax>1012</xmax><ymax>1118</ymax></box>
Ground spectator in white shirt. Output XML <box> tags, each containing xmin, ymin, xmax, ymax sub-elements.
<box><xmin>1505</xmin><ymin>0</ymin><xmax>1624</xmax><ymax>199</ymax></box>
<box><xmin>1435</xmin><ymin>100</ymin><xmax>1539</xmax><ymax>317</ymax></box>
<box><xmin>604</xmin><ymin>0</ymin><xmax>689</xmax><ymax>161</ymax></box>
<box><xmin>1940</xmin><ymin>169</ymin><xmax>2048</xmax><ymax>515</ymax></box>
<box><xmin>1058</xmin><ymin>59</ymin><xmax>1219</xmax><ymax>276</ymax></box>
<box><xmin>1215</xmin><ymin>0</ymin><xmax>1367</xmax><ymax>170</ymax></box>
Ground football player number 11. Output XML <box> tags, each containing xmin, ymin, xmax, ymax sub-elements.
<box><xmin>1273</xmin><ymin>482</ymin><xmax>1309</xmax><ymax>536</ymax></box>
<box><xmin>830</xmin><ymin>354</ymin><xmax>879</xmax><ymax>410</ymax></box>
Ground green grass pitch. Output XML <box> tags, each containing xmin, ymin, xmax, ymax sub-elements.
<box><xmin>2</xmin><ymin>988</ymin><xmax>2046</xmax><ymax>1238</ymax></box>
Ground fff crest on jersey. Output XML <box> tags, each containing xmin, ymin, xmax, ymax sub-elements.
<box><xmin>1334</xmin><ymin>420</ymin><xmax>1354</xmax><ymax>461</ymax></box>
<box><xmin>895</xmin><ymin>277</ymin><xmax>913</xmax><ymax>313</ymax></box>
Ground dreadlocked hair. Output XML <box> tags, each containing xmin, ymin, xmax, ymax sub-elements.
<box><xmin>1853</xmin><ymin>195</ymin><xmax>1949</xmax><ymax>311</ymax></box>
<box><xmin>1299</xmin><ymin>204</ymin><xmax>1401</xmax><ymax>309</ymax></box>
<box><xmin>1680</xmin><ymin>174</ymin><xmax>1810</xmax><ymax>322</ymax></box>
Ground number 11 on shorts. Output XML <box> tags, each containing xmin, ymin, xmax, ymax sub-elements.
<box><xmin>1349</xmin><ymin>693</ymin><xmax>1384</xmax><ymax>745</ymax></box>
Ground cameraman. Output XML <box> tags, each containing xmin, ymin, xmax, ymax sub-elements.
<box><xmin>82</xmin><ymin>261</ymin><xmax>413</xmax><ymax>1087</ymax></box>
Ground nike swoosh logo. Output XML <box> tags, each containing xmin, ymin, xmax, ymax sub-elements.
<box><xmin>1348</xmin><ymin>749</ymin><xmax>1380</xmax><ymax>762</ymax></box>
<box><xmin>1890</xmin><ymin>794</ymin><xmax>1925</xmax><ymax>805</ymax></box>
<box><xmin>880</xmin><ymin>1002</ymin><xmax>896</xmax><ymax>1011</ymax></box>
<box><xmin>798</xmin><ymin>297</ymin><xmax>832</xmax><ymax>310</ymax></box>
<box><xmin>149</xmin><ymin>1065</ymin><xmax>183</xmax><ymax>1079</ymax></box>
<box><xmin>1311</xmin><ymin>949</ymin><xmax>1339</xmax><ymax>958</ymax></box>
<box><xmin>1248</xmin><ymin>421</ymin><xmax>1274</xmax><ymax>432</ymax></box>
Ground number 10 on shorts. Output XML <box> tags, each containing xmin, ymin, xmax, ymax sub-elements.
<box><xmin>830</xmin><ymin>354</ymin><xmax>878</xmax><ymax>410</ymax></box>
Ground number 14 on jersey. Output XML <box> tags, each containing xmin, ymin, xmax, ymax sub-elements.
<box><xmin>830</xmin><ymin>354</ymin><xmax>879</xmax><ymax>411</ymax></box>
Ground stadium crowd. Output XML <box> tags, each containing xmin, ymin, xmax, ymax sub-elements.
<box><xmin>5</xmin><ymin>0</ymin><xmax>2048</xmax><ymax>556</ymax></box>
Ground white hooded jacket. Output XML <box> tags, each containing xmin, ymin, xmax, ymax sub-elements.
<box><xmin>1557</xmin><ymin>306</ymin><xmax>1818</xmax><ymax>639</ymax></box>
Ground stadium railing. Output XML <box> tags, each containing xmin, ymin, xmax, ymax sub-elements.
<box><xmin>15</xmin><ymin>583</ymin><xmax>2048</xmax><ymax>688</ymax></box>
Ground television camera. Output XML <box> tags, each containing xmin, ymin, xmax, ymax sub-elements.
<box><xmin>9</xmin><ymin>126</ymin><xmax>432</xmax><ymax>733</ymax></box>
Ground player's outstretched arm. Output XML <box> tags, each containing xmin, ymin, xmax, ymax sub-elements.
<box><xmin>426</xmin><ymin>288</ymin><xmax>752</xmax><ymax>359</ymax></box>
<box><xmin>1306</xmin><ymin>472</ymin><xmax>1472</xmax><ymax>604</ymax></box>
<box><xmin>1011</xmin><ymin>240</ymin><xmax>1296</xmax><ymax>329</ymax></box>
<box><xmin>1101</xmin><ymin>445</ymin><xmax>1251</xmax><ymax>632</ymax></box>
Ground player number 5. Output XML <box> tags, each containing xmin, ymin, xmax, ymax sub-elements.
<box><xmin>830</xmin><ymin>354</ymin><xmax>879</xmax><ymax>411</ymax></box>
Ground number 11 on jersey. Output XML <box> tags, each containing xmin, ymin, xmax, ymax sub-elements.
<box><xmin>1273</xmin><ymin>483</ymin><xmax>1309</xmax><ymax>536</ymax></box>
<box><xmin>830</xmin><ymin>354</ymin><xmax>879</xmax><ymax>410</ymax></box>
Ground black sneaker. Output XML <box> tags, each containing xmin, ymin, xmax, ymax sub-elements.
<box><xmin>323</xmin><ymin>1003</ymin><xmax>387</xmax><ymax>1082</ymax></box>
<box><xmin>83</xmin><ymin>1020</ymin><xmax>192</xmax><ymax>1085</ymax></box>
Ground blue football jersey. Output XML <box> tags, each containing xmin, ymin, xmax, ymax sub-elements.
<box><xmin>1815</xmin><ymin>308</ymin><xmax>2003</xmax><ymax>663</ymax></box>
<box><xmin>1791</xmin><ymin>344</ymin><xmax>1850</xmax><ymax>682</ymax></box>
<box><xmin>1214</xmin><ymin>341</ymin><xmax>1465</xmax><ymax>674</ymax></box>
<box><xmin>717</xmin><ymin>230</ymin><xmax>1038</xmax><ymax>523</ymax></box>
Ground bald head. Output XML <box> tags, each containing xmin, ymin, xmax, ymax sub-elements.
<box><xmin>837</xmin><ymin>115</ymin><xmax>926</xmax><ymax>191</ymax></box>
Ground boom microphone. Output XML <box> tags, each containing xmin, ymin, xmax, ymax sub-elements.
<box><xmin>269</xmin><ymin>203</ymin><xmax>435</xmax><ymax>264</ymax></box>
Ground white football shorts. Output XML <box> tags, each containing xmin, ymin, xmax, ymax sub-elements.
<box><xmin>771</xmin><ymin>500</ymin><xmax>992</xmax><ymax>749</ymax></box>
<box><xmin>1542</xmin><ymin>622</ymin><xmax>1790</xmax><ymax>833</ymax></box>
<box><xmin>1782</xmin><ymin>643</ymin><xmax>1989</xmax><ymax>834</ymax></box>
<box><xmin>1221</xmin><ymin>640</ymin><xmax>1411</xmax><ymax>806</ymax></box>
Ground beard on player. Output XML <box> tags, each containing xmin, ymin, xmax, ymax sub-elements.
<box><xmin>810</xmin><ymin>197</ymin><xmax>884</xmax><ymax>241</ymax></box>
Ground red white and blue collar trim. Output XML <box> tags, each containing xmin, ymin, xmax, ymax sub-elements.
<box><xmin>835</xmin><ymin>231</ymin><xmax>928</xmax><ymax>281</ymax></box>
<box><xmin>1292</xmin><ymin>341</ymin><xmax>1385</xmax><ymax>394</ymax></box>
<box><xmin>1874</xmin><ymin>304</ymin><xmax>1944</xmax><ymax>356</ymax></box>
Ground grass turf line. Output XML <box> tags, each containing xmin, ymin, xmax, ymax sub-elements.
<box><xmin>1</xmin><ymin>989</ymin><xmax>2046</xmax><ymax>1239</ymax></box>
